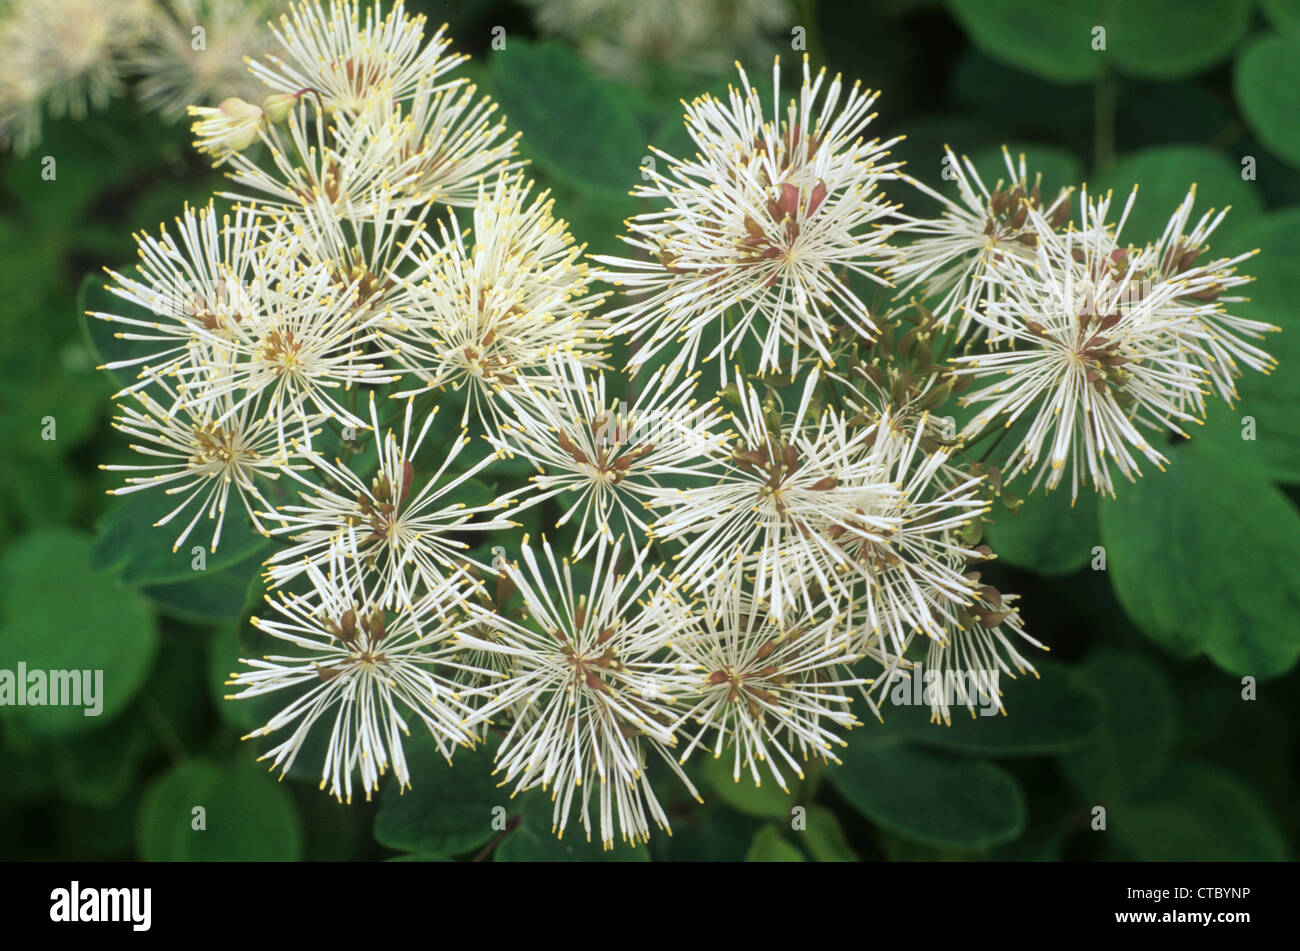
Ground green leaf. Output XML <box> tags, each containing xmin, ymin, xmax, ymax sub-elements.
<box><xmin>1095</xmin><ymin>146</ymin><xmax>1263</xmax><ymax>249</ymax></box>
<box><xmin>699</xmin><ymin>753</ymin><xmax>798</xmax><ymax>819</ymax></box>
<box><xmin>875</xmin><ymin>657</ymin><xmax>1103</xmax><ymax>756</ymax></box>
<box><xmin>830</xmin><ymin>739</ymin><xmax>1026</xmax><ymax>850</ymax></box>
<box><xmin>1236</xmin><ymin>33</ymin><xmax>1300</xmax><ymax>170</ymax></box>
<box><xmin>52</xmin><ymin>715</ymin><xmax>150</xmax><ymax>807</ymax></box>
<box><xmin>800</xmin><ymin>806</ymin><xmax>859</xmax><ymax>862</ymax></box>
<box><xmin>0</xmin><ymin>529</ymin><xmax>158</xmax><ymax>737</ymax></box>
<box><xmin>947</xmin><ymin>0</ymin><xmax>1103</xmax><ymax>84</ymax></box>
<box><xmin>984</xmin><ymin>487</ymin><xmax>1099</xmax><ymax>576</ymax></box>
<box><xmin>495</xmin><ymin>817</ymin><xmax>651</xmax><ymax>862</ymax></box>
<box><xmin>90</xmin><ymin>486</ymin><xmax>270</xmax><ymax>587</ymax></box>
<box><xmin>650</xmin><ymin>804</ymin><xmax>762</xmax><ymax>862</ymax></box>
<box><xmin>1110</xmin><ymin>762</ymin><xmax>1291</xmax><ymax>861</ymax></box>
<box><xmin>1099</xmin><ymin>443</ymin><xmax>1300</xmax><ymax>677</ymax></box>
<box><xmin>1197</xmin><ymin>207</ymin><xmax>1300</xmax><ymax>483</ymax></box>
<box><xmin>373</xmin><ymin>740</ymin><xmax>506</xmax><ymax>858</ymax></box>
<box><xmin>486</xmin><ymin>41</ymin><xmax>642</xmax><ymax>193</ymax></box>
<box><xmin>1060</xmin><ymin>649</ymin><xmax>1179</xmax><ymax>801</ymax></box>
<box><xmin>1262</xmin><ymin>0</ymin><xmax>1300</xmax><ymax>31</ymax></box>
<box><xmin>142</xmin><ymin>548</ymin><xmax>265</xmax><ymax>625</ymax></box>
<box><xmin>1108</xmin><ymin>0</ymin><xmax>1251</xmax><ymax>79</ymax></box>
<box><xmin>136</xmin><ymin>759</ymin><xmax>303</xmax><ymax>861</ymax></box>
<box><xmin>745</xmin><ymin>824</ymin><xmax>807</xmax><ymax>862</ymax></box>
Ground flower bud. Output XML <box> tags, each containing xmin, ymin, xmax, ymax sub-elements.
<box><xmin>262</xmin><ymin>92</ymin><xmax>299</xmax><ymax>123</ymax></box>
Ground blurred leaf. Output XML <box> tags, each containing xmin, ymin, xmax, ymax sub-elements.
<box><xmin>374</xmin><ymin>740</ymin><xmax>506</xmax><ymax>858</ymax></box>
<box><xmin>947</xmin><ymin>0</ymin><xmax>1102</xmax><ymax>84</ymax></box>
<box><xmin>745</xmin><ymin>824</ymin><xmax>807</xmax><ymax>862</ymax></box>
<box><xmin>0</xmin><ymin>528</ymin><xmax>158</xmax><ymax>737</ymax></box>
<box><xmin>699</xmin><ymin>753</ymin><xmax>798</xmax><ymax>819</ymax></box>
<box><xmin>52</xmin><ymin>715</ymin><xmax>149</xmax><ymax>807</ymax></box>
<box><xmin>1198</xmin><ymin>207</ymin><xmax>1300</xmax><ymax>483</ymax></box>
<box><xmin>136</xmin><ymin>759</ymin><xmax>303</xmax><ymax>861</ymax></box>
<box><xmin>1099</xmin><ymin>443</ymin><xmax>1300</xmax><ymax>677</ymax></box>
<box><xmin>1111</xmin><ymin>762</ymin><xmax>1291</xmax><ymax>860</ymax></box>
<box><xmin>801</xmin><ymin>805</ymin><xmax>859</xmax><ymax>861</ymax></box>
<box><xmin>984</xmin><ymin>487</ymin><xmax>1099</xmax><ymax>576</ymax></box>
<box><xmin>831</xmin><ymin>739</ymin><xmax>1026</xmax><ymax>850</ymax></box>
<box><xmin>143</xmin><ymin>548</ymin><xmax>264</xmax><ymax>625</ymax></box>
<box><xmin>951</xmin><ymin>52</ymin><xmax>1094</xmax><ymax>139</ymax></box>
<box><xmin>650</xmin><ymin>804</ymin><xmax>762</xmax><ymax>861</ymax></box>
<box><xmin>875</xmin><ymin>657</ymin><xmax>1103</xmax><ymax>756</ymax></box>
<box><xmin>1236</xmin><ymin>33</ymin><xmax>1300</xmax><ymax>170</ymax></box>
<box><xmin>90</xmin><ymin>487</ymin><xmax>270</xmax><ymax>587</ymax></box>
<box><xmin>1109</xmin><ymin>0</ymin><xmax>1250</xmax><ymax>79</ymax></box>
<box><xmin>495</xmin><ymin>813</ymin><xmax>650</xmax><ymax>862</ymax></box>
<box><xmin>1262</xmin><ymin>0</ymin><xmax>1300</xmax><ymax>31</ymax></box>
<box><xmin>1095</xmin><ymin>146</ymin><xmax>1263</xmax><ymax>248</ymax></box>
<box><xmin>486</xmin><ymin>40</ymin><xmax>642</xmax><ymax>193</ymax></box>
<box><xmin>1060</xmin><ymin>648</ymin><xmax>1179</xmax><ymax>800</ymax></box>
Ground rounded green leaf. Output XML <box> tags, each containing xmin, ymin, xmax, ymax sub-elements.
<box><xmin>1096</xmin><ymin>146</ymin><xmax>1263</xmax><ymax>249</ymax></box>
<box><xmin>0</xmin><ymin>529</ymin><xmax>158</xmax><ymax>737</ymax></box>
<box><xmin>830</xmin><ymin>739</ymin><xmax>1026</xmax><ymax>850</ymax></box>
<box><xmin>1111</xmin><ymin>763</ymin><xmax>1291</xmax><ymax>861</ymax></box>
<box><xmin>1236</xmin><ymin>34</ymin><xmax>1300</xmax><ymax>170</ymax></box>
<box><xmin>801</xmin><ymin>806</ymin><xmax>859</xmax><ymax>862</ymax></box>
<box><xmin>699</xmin><ymin>753</ymin><xmax>798</xmax><ymax>819</ymax></box>
<box><xmin>875</xmin><ymin>657</ymin><xmax>1103</xmax><ymax>756</ymax></box>
<box><xmin>984</xmin><ymin>487</ymin><xmax>1100</xmax><ymax>576</ymax></box>
<box><xmin>1099</xmin><ymin>443</ymin><xmax>1300</xmax><ymax>677</ymax></box>
<box><xmin>1198</xmin><ymin>208</ymin><xmax>1300</xmax><ymax>482</ymax></box>
<box><xmin>745</xmin><ymin>824</ymin><xmax>807</xmax><ymax>862</ymax></box>
<box><xmin>1060</xmin><ymin>649</ymin><xmax>1179</xmax><ymax>800</ymax></box>
<box><xmin>90</xmin><ymin>487</ymin><xmax>270</xmax><ymax>587</ymax></box>
<box><xmin>1262</xmin><ymin>0</ymin><xmax>1300</xmax><ymax>31</ymax></box>
<box><xmin>948</xmin><ymin>0</ymin><xmax>1104</xmax><ymax>83</ymax></box>
<box><xmin>1109</xmin><ymin>0</ymin><xmax>1251</xmax><ymax>79</ymax></box>
<box><xmin>374</xmin><ymin>741</ymin><xmax>507</xmax><ymax>859</ymax></box>
<box><xmin>136</xmin><ymin>759</ymin><xmax>303</xmax><ymax>861</ymax></box>
<box><xmin>486</xmin><ymin>41</ymin><xmax>642</xmax><ymax>193</ymax></box>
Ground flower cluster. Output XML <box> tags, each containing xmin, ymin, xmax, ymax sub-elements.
<box><xmin>0</xmin><ymin>0</ymin><xmax>275</xmax><ymax>152</ymax></box>
<box><xmin>91</xmin><ymin>1</ymin><xmax>1274</xmax><ymax>850</ymax></box>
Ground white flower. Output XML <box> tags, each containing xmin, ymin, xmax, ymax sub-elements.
<box><xmin>101</xmin><ymin>380</ymin><xmax>292</xmax><ymax>552</ymax></box>
<box><xmin>596</xmin><ymin>55</ymin><xmax>902</xmax><ymax>378</ymax></box>
<box><xmin>953</xmin><ymin>188</ymin><xmax>1208</xmax><ymax>500</ymax></box>
<box><xmin>385</xmin><ymin>175</ymin><xmax>608</xmax><ymax>429</ymax></box>
<box><xmin>176</xmin><ymin>250</ymin><xmax>399</xmax><ymax>452</ymax></box>
<box><xmin>648</xmin><ymin>369</ymin><xmax>895</xmax><ymax>622</ymax></box>
<box><xmin>489</xmin><ymin>354</ymin><xmax>729</xmax><ymax>557</ymax></box>
<box><xmin>249</xmin><ymin>0</ymin><xmax>463</xmax><ymax>115</ymax></box>
<box><xmin>132</xmin><ymin>0</ymin><xmax>276</xmax><ymax>120</ymax></box>
<box><xmin>380</xmin><ymin>75</ymin><xmax>522</xmax><ymax>208</ymax></box>
<box><xmin>264</xmin><ymin>393</ymin><xmax>513</xmax><ymax>607</ymax></box>
<box><xmin>188</xmin><ymin>96</ymin><xmax>265</xmax><ymax>159</ymax></box>
<box><xmin>94</xmin><ymin>201</ymin><xmax>268</xmax><ymax>393</ymax></box>
<box><xmin>0</xmin><ymin>0</ymin><xmax>153</xmax><ymax>151</ymax></box>
<box><xmin>670</xmin><ymin>597</ymin><xmax>865</xmax><ymax>791</ymax></box>
<box><xmin>1137</xmin><ymin>186</ymin><xmax>1276</xmax><ymax>407</ymax></box>
<box><xmin>891</xmin><ymin>145</ymin><xmax>1073</xmax><ymax>339</ymax></box>
<box><xmin>230</xmin><ymin>533</ymin><xmax>481</xmax><ymax>803</ymax></box>
<box><xmin>459</xmin><ymin>536</ymin><xmax>700</xmax><ymax>848</ymax></box>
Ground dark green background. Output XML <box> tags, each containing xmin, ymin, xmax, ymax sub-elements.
<box><xmin>1</xmin><ymin>0</ymin><xmax>1297</xmax><ymax>861</ymax></box>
